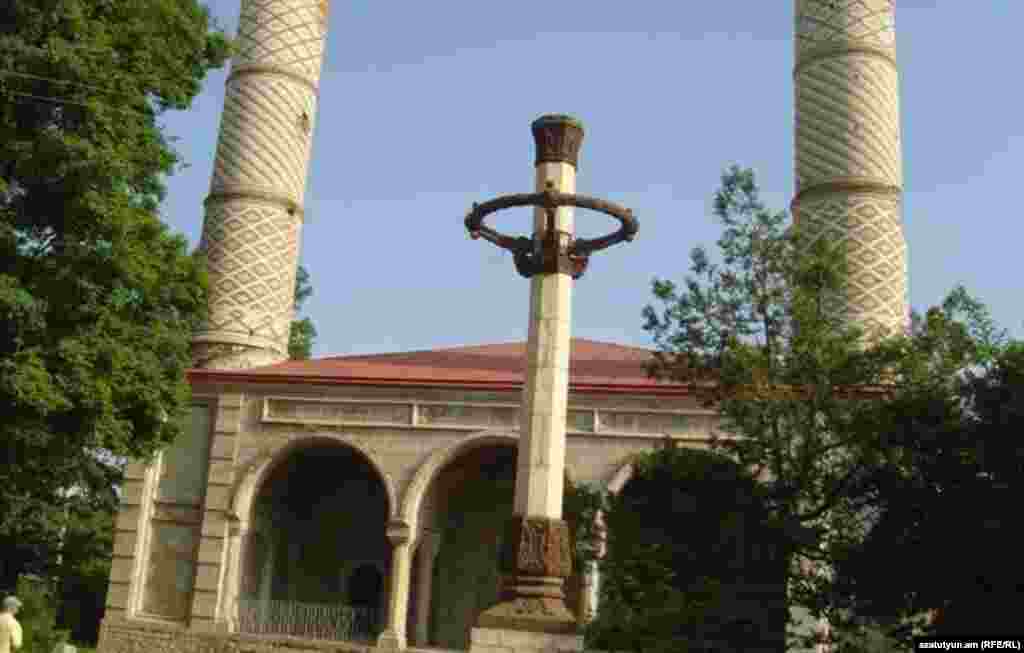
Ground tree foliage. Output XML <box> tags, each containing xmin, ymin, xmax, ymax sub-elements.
<box><xmin>0</xmin><ymin>0</ymin><xmax>230</xmax><ymax>585</ymax></box>
<box><xmin>587</xmin><ymin>442</ymin><xmax>790</xmax><ymax>653</ymax></box>
<box><xmin>289</xmin><ymin>264</ymin><xmax>317</xmax><ymax>360</ymax></box>
<box><xmin>9</xmin><ymin>575</ymin><xmax>69</xmax><ymax>653</ymax></box>
<box><xmin>639</xmin><ymin>166</ymin><xmax>1021</xmax><ymax>650</ymax></box>
<box><xmin>829</xmin><ymin>310</ymin><xmax>1022</xmax><ymax>643</ymax></box>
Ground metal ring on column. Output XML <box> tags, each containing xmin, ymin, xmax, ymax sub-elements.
<box><xmin>464</xmin><ymin>185</ymin><xmax>638</xmax><ymax>280</ymax></box>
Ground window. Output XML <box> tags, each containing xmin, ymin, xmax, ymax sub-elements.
<box><xmin>597</xmin><ymin>411</ymin><xmax>690</xmax><ymax>435</ymax></box>
<box><xmin>157</xmin><ymin>405</ymin><xmax>212</xmax><ymax>506</ymax></box>
<box><xmin>146</xmin><ymin>403</ymin><xmax>210</xmax><ymax>619</ymax></box>
<box><xmin>142</xmin><ymin>522</ymin><xmax>200</xmax><ymax>618</ymax></box>
<box><xmin>567</xmin><ymin>410</ymin><xmax>595</xmax><ymax>432</ymax></box>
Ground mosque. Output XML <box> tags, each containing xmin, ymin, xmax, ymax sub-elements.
<box><xmin>96</xmin><ymin>1</ymin><xmax>908</xmax><ymax>652</ymax></box>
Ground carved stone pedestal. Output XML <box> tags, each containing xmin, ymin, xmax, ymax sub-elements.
<box><xmin>470</xmin><ymin>516</ymin><xmax>583</xmax><ymax>652</ymax></box>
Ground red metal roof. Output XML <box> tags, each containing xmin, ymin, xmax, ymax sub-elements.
<box><xmin>188</xmin><ymin>338</ymin><xmax>687</xmax><ymax>394</ymax></box>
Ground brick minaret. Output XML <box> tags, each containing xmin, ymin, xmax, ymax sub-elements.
<box><xmin>792</xmin><ymin>0</ymin><xmax>908</xmax><ymax>336</ymax></box>
<box><xmin>192</xmin><ymin>0</ymin><xmax>330</xmax><ymax>368</ymax></box>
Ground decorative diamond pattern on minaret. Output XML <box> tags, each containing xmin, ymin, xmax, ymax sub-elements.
<box><xmin>201</xmin><ymin>201</ymin><xmax>301</xmax><ymax>346</ymax></box>
<box><xmin>798</xmin><ymin>193</ymin><xmax>907</xmax><ymax>334</ymax></box>
<box><xmin>795</xmin><ymin>53</ymin><xmax>901</xmax><ymax>192</ymax></box>
<box><xmin>794</xmin><ymin>0</ymin><xmax>908</xmax><ymax>337</ymax></box>
<box><xmin>193</xmin><ymin>0</ymin><xmax>328</xmax><ymax>369</ymax></box>
<box><xmin>796</xmin><ymin>0</ymin><xmax>896</xmax><ymax>56</ymax></box>
<box><xmin>235</xmin><ymin>0</ymin><xmax>327</xmax><ymax>78</ymax></box>
<box><xmin>210</xmin><ymin>75</ymin><xmax>316</xmax><ymax>201</ymax></box>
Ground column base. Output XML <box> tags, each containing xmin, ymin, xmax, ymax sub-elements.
<box><xmin>470</xmin><ymin>626</ymin><xmax>584</xmax><ymax>653</ymax></box>
<box><xmin>377</xmin><ymin>628</ymin><xmax>406</xmax><ymax>650</ymax></box>
<box><xmin>474</xmin><ymin>515</ymin><xmax>580</xmax><ymax>641</ymax></box>
<box><xmin>475</xmin><ymin>578</ymin><xmax>577</xmax><ymax>634</ymax></box>
<box><xmin>476</xmin><ymin>603</ymin><xmax>577</xmax><ymax>636</ymax></box>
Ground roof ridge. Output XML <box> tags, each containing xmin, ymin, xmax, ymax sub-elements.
<box><xmin>313</xmin><ymin>340</ymin><xmax>525</xmax><ymax>362</ymax></box>
<box><xmin>311</xmin><ymin>337</ymin><xmax>652</xmax><ymax>363</ymax></box>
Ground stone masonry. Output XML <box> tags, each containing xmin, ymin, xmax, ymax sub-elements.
<box><xmin>191</xmin><ymin>0</ymin><xmax>330</xmax><ymax>369</ymax></box>
<box><xmin>792</xmin><ymin>0</ymin><xmax>909</xmax><ymax>337</ymax></box>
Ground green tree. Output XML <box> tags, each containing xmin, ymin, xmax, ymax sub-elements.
<box><xmin>640</xmin><ymin>166</ymin><xmax>1014</xmax><ymax>651</ymax></box>
<box><xmin>11</xmin><ymin>575</ymin><xmax>69</xmax><ymax>653</ymax></box>
<box><xmin>587</xmin><ymin>442</ymin><xmax>789</xmax><ymax>653</ymax></box>
<box><xmin>54</xmin><ymin>490</ymin><xmax>115</xmax><ymax>646</ymax></box>
<box><xmin>829</xmin><ymin>306</ymin><xmax>1022</xmax><ymax>644</ymax></box>
<box><xmin>288</xmin><ymin>264</ymin><xmax>317</xmax><ymax>360</ymax></box>
<box><xmin>0</xmin><ymin>0</ymin><xmax>230</xmax><ymax>587</ymax></box>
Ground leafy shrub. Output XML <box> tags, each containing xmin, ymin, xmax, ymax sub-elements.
<box><xmin>14</xmin><ymin>575</ymin><xmax>70</xmax><ymax>653</ymax></box>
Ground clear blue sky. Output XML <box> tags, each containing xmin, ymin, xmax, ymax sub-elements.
<box><xmin>160</xmin><ymin>2</ymin><xmax>1023</xmax><ymax>357</ymax></box>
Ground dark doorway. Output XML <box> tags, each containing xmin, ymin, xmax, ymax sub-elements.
<box><xmin>240</xmin><ymin>441</ymin><xmax>390</xmax><ymax>643</ymax></box>
<box><xmin>348</xmin><ymin>563</ymin><xmax>383</xmax><ymax>636</ymax></box>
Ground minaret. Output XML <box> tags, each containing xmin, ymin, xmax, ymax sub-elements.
<box><xmin>192</xmin><ymin>0</ymin><xmax>330</xmax><ymax>369</ymax></box>
<box><xmin>792</xmin><ymin>0</ymin><xmax>908</xmax><ymax>337</ymax></box>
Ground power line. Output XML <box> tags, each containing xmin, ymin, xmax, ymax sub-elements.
<box><xmin>0</xmin><ymin>69</ymin><xmax>148</xmax><ymax>104</ymax></box>
<box><xmin>0</xmin><ymin>88</ymin><xmax>151</xmax><ymax>119</ymax></box>
<box><xmin>22</xmin><ymin>37</ymin><xmax>231</xmax><ymax>61</ymax></box>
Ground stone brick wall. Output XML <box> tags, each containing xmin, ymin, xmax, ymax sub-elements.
<box><xmin>469</xmin><ymin>627</ymin><xmax>583</xmax><ymax>653</ymax></box>
<box><xmin>97</xmin><ymin>617</ymin><xmax>375</xmax><ymax>653</ymax></box>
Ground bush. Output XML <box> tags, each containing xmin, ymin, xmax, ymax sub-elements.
<box><xmin>14</xmin><ymin>575</ymin><xmax>70</xmax><ymax>653</ymax></box>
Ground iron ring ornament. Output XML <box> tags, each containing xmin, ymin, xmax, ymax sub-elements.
<box><xmin>464</xmin><ymin>183</ymin><xmax>638</xmax><ymax>280</ymax></box>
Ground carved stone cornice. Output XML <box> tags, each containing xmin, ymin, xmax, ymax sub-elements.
<box><xmin>531</xmin><ymin>114</ymin><xmax>585</xmax><ymax>168</ymax></box>
<box><xmin>203</xmin><ymin>187</ymin><xmax>304</xmax><ymax>220</ymax></box>
<box><xmin>792</xmin><ymin>177</ymin><xmax>902</xmax><ymax>206</ymax></box>
<box><xmin>793</xmin><ymin>41</ymin><xmax>897</xmax><ymax>77</ymax></box>
<box><xmin>226</xmin><ymin>63</ymin><xmax>320</xmax><ymax>96</ymax></box>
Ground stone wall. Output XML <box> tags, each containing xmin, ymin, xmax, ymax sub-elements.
<box><xmin>98</xmin><ymin>617</ymin><xmax>375</xmax><ymax>653</ymax></box>
<box><xmin>112</xmin><ymin>380</ymin><xmax>716</xmax><ymax>653</ymax></box>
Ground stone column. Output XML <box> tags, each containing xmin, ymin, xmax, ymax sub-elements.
<box><xmin>472</xmin><ymin>115</ymin><xmax>585</xmax><ymax>652</ymax></box>
<box><xmin>191</xmin><ymin>0</ymin><xmax>330</xmax><ymax>369</ymax></box>
<box><xmin>378</xmin><ymin>521</ymin><xmax>414</xmax><ymax>650</ymax></box>
<box><xmin>257</xmin><ymin>530</ymin><xmax>276</xmax><ymax>605</ymax></box>
<box><xmin>577</xmin><ymin>561</ymin><xmax>595</xmax><ymax>622</ymax></box>
<box><xmin>218</xmin><ymin>517</ymin><xmax>247</xmax><ymax>631</ymax></box>
<box><xmin>792</xmin><ymin>0</ymin><xmax>908</xmax><ymax>338</ymax></box>
<box><xmin>413</xmin><ymin>530</ymin><xmax>441</xmax><ymax>646</ymax></box>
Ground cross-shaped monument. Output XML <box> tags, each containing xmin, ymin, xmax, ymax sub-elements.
<box><xmin>464</xmin><ymin>115</ymin><xmax>638</xmax><ymax>651</ymax></box>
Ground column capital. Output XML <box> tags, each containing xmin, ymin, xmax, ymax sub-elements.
<box><xmin>532</xmin><ymin>114</ymin><xmax>585</xmax><ymax>168</ymax></box>
<box><xmin>227</xmin><ymin>513</ymin><xmax>248</xmax><ymax>536</ymax></box>
<box><xmin>385</xmin><ymin>519</ymin><xmax>413</xmax><ymax>545</ymax></box>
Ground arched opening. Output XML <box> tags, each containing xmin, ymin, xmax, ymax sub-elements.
<box><xmin>347</xmin><ymin>563</ymin><xmax>384</xmax><ymax>636</ymax></box>
<box><xmin>348</xmin><ymin>564</ymin><xmax>383</xmax><ymax>608</ymax></box>
<box><xmin>238</xmin><ymin>441</ymin><xmax>389</xmax><ymax>643</ymax></box>
<box><xmin>410</xmin><ymin>442</ymin><xmax>581</xmax><ymax>651</ymax></box>
<box><xmin>427</xmin><ymin>445</ymin><xmax>515</xmax><ymax>651</ymax></box>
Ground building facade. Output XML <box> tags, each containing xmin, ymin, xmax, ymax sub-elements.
<box><xmin>98</xmin><ymin>339</ymin><xmax>729</xmax><ymax>652</ymax></box>
<box><xmin>97</xmin><ymin>1</ymin><xmax>910</xmax><ymax>651</ymax></box>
